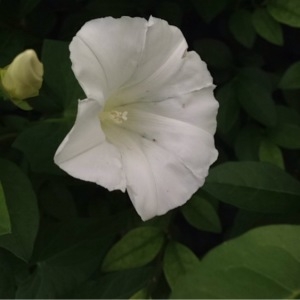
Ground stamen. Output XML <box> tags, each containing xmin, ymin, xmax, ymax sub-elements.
<box><xmin>100</xmin><ymin>110</ymin><xmax>128</xmax><ymax>125</ymax></box>
<box><xmin>109</xmin><ymin>110</ymin><xmax>128</xmax><ymax>124</ymax></box>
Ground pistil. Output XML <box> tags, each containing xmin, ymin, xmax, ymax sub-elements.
<box><xmin>100</xmin><ymin>110</ymin><xmax>128</xmax><ymax>125</ymax></box>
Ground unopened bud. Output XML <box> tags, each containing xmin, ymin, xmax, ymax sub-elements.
<box><xmin>0</xmin><ymin>49</ymin><xmax>43</xmax><ymax>107</ymax></box>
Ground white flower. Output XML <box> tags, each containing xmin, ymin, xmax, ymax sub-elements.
<box><xmin>0</xmin><ymin>49</ymin><xmax>43</xmax><ymax>102</ymax></box>
<box><xmin>54</xmin><ymin>16</ymin><xmax>218</xmax><ymax>221</ymax></box>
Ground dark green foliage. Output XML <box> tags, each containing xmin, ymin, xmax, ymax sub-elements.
<box><xmin>1</xmin><ymin>0</ymin><xmax>300</xmax><ymax>298</ymax></box>
<box><xmin>171</xmin><ymin>225</ymin><xmax>300</xmax><ymax>299</ymax></box>
<box><xmin>0</xmin><ymin>159</ymin><xmax>39</xmax><ymax>261</ymax></box>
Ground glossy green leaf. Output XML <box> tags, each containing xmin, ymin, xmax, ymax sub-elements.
<box><xmin>269</xmin><ymin>124</ymin><xmax>300</xmax><ymax>149</ymax></box>
<box><xmin>72</xmin><ymin>267</ymin><xmax>153</xmax><ymax>299</ymax></box>
<box><xmin>238</xmin><ymin>67</ymin><xmax>274</xmax><ymax>91</ymax></box>
<box><xmin>0</xmin><ymin>159</ymin><xmax>38</xmax><ymax>261</ymax></box>
<box><xmin>13</xmin><ymin>121</ymin><xmax>72</xmax><ymax>174</ymax></box>
<box><xmin>12</xmin><ymin>41</ymin><xmax>83</xmax><ymax>174</ymax></box>
<box><xmin>1</xmin><ymin>115</ymin><xmax>29</xmax><ymax>132</ymax></box>
<box><xmin>102</xmin><ymin>227</ymin><xmax>164</xmax><ymax>272</ymax></box>
<box><xmin>43</xmin><ymin>39</ymin><xmax>84</xmax><ymax>109</ymax></box>
<box><xmin>203</xmin><ymin>161</ymin><xmax>300</xmax><ymax>213</ymax></box>
<box><xmin>268</xmin><ymin>0</ymin><xmax>300</xmax><ymax>28</ymax></box>
<box><xmin>32</xmin><ymin>39</ymin><xmax>84</xmax><ymax>113</ymax></box>
<box><xmin>234</xmin><ymin>125</ymin><xmax>263</xmax><ymax>161</ymax></box>
<box><xmin>0</xmin><ymin>181</ymin><xmax>11</xmax><ymax>236</ymax></box>
<box><xmin>171</xmin><ymin>225</ymin><xmax>300</xmax><ymax>299</ymax></box>
<box><xmin>130</xmin><ymin>288</ymin><xmax>149</xmax><ymax>299</ymax></box>
<box><xmin>236</xmin><ymin>71</ymin><xmax>277</xmax><ymax>127</ymax></box>
<box><xmin>229</xmin><ymin>210</ymin><xmax>300</xmax><ymax>240</ymax></box>
<box><xmin>0</xmin><ymin>250</ymin><xmax>17</xmax><ymax>298</ymax></box>
<box><xmin>39</xmin><ymin>181</ymin><xmax>77</xmax><ymax>220</ymax></box>
<box><xmin>279</xmin><ymin>61</ymin><xmax>300</xmax><ymax>89</ymax></box>
<box><xmin>194</xmin><ymin>39</ymin><xmax>233</xmax><ymax>69</ymax></box>
<box><xmin>216</xmin><ymin>81</ymin><xmax>240</xmax><ymax>134</ymax></box>
<box><xmin>282</xmin><ymin>89</ymin><xmax>300</xmax><ymax>112</ymax></box>
<box><xmin>181</xmin><ymin>195</ymin><xmax>221</xmax><ymax>233</ymax></box>
<box><xmin>11</xmin><ymin>98</ymin><xmax>33</xmax><ymax>111</ymax></box>
<box><xmin>259</xmin><ymin>139</ymin><xmax>284</xmax><ymax>169</ymax></box>
<box><xmin>252</xmin><ymin>8</ymin><xmax>283</xmax><ymax>45</ymax></box>
<box><xmin>16</xmin><ymin>219</ymin><xmax>114</xmax><ymax>299</ymax></box>
<box><xmin>229</xmin><ymin>9</ymin><xmax>256</xmax><ymax>48</ymax></box>
<box><xmin>267</xmin><ymin>105</ymin><xmax>300</xmax><ymax>149</ymax></box>
<box><xmin>163</xmin><ymin>242</ymin><xmax>199</xmax><ymax>289</ymax></box>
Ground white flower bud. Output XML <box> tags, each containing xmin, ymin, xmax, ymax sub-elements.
<box><xmin>0</xmin><ymin>49</ymin><xmax>43</xmax><ymax>101</ymax></box>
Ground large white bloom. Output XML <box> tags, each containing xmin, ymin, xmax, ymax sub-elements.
<box><xmin>54</xmin><ymin>16</ymin><xmax>218</xmax><ymax>221</ymax></box>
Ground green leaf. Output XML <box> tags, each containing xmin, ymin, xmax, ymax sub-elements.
<box><xmin>252</xmin><ymin>8</ymin><xmax>283</xmax><ymax>45</ymax></box>
<box><xmin>190</xmin><ymin>0</ymin><xmax>229</xmax><ymax>23</ymax></box>
<box><xmin>16</xmin><ymin>219</ymin><xmax>114</xmax><ymax>299</ymax></box>
<box><xmin>267</xmin><ymin>105</ymin><xmax>300</xmax><ymax>149</ymax></box>
<box><xmin>13</xmin><ymin>121</ymin><xmax>72</xmax><ymax>174</ymax></box>
<box><xmin>203</xmin><ymin>161</ymin><xmax>300</xmax><ymax>213</ymax></box>
<box><xmin>11</xmin><ymin>98</ymin><xmax>33</xmax><ymax>111</ymax></box>
<box><xmin>194</xmin><ymin>39</ymin><xmax>233</xmax><ymax>69</ymax></box>
<box><xmin>1</xmin><ymin>115</ymin><xmax>29</xmax><ymax>132</ymax></box>
<box><xmin>238</xmin><ymin>67</ymin><xmax>274</xmax><ymax>91</ymax></box>
<box><xmin>268</xmin><ymin>0</ymin><xmax>300</xmax><ymax>28</ymax></box>
<box><xmin>216</xmin><ymin>81</ymin><xmax>240</xmax><ymax>134</ymax></box>
<box><xmin>163</xmin><ymin>242</ymin><xmax>199</xmax><ymax>289</ymax></box>
<box><xmin>282</xmin><ymin>89</ymin><xmax>300</xmax><ymax>112</ymax></box>
<box><xmin>102</xmin><ymin>227</ymin><xmax>164</xmax><ymax>272</ymax></box>
<box><xmin>39</xmin><ymin>181</ymin><xmax>77</xmax><ymax>220</ymax></box>
<box><xmin>0</xmin><ymin>181</ymin><xmax>11</xmax><ymax>236</ymax></box>
<box><xmin>32</xmin><ymin>39</ymin><xmax>84</xmax><ymax>113</ymax></box>
<box><xmin>235</xmin><ymin>70</ymin><xmax>277</xmax><ymax>127</ymax></box>
<box><xmin>13</xmin><ymin>41</ymin><xmax>83</xmax><ymax>174</ymax></box>
<box><xmin>72</xmin><ymin>267</ymin><xmax>153</xmax><ymax>299</ymax></box>
<box><xmin>0</xmin><ymin>248</ymin><xmax>27</xmax><ymax>299</ymax></box>
<box><xmin>181</xmin><ymin>195</ymin><xmax>221</xmax><ymax>233</ymax></box>
<box><xmin>234</xmin><ymin>125</ymin><xmax>263</xmax><ymax>161</ymax></box>
<box><xmin>0</xmin><ymin>250</ymin><xmax>17</xmax><ymax>298</ymax></box>
<box><xmin>279</xmin><ymin>61</ymin><xmax>300</xmax><ymax>89</ymax></box>
<box><xmin>229</xmin><ymin>210</ymin><xmax>300</xmax><ymax>240</ymax></box>
<box><xmin>130</xmin><ymin>288</ymin><xmax>149</xmax><ymax>299</ymax></box>
<box><xmin>0</xmin><ymin>159</ymin><xmax>39</xmax><ymax>261</ymax></box>
<box><xmin>42</xmin><ymin>39</ymin><xmax>84</xmax><ymax>109</ymax></box>
<box><xmin>259</xmin><ymin>139</ymin><xmax>285</xmax><ymax>169</ymax></box>
<box><xmin>229</xmin><ymin>9</ymin><xmax>256</xmax><ymax>48</ymax></box>
<box><xmin>171</xmin><ymin>225</ymin><xmax>300</xmax><ymax>299</ymax></box>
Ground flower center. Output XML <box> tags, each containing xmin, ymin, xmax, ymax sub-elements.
<box><xmin>99</xmin><ymin>110</ymin><xmax>128</xmax><ymax>125</ymax></box>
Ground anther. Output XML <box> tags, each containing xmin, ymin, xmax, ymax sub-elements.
<box><xmin>109</xmin><ymin>110</ymin><xmax>128</xmax><ymax>124</ymax></box>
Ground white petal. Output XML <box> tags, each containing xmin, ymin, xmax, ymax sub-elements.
<box><xmin>104</xmin><ymin>124</ymin><xmax>205</xmax><ymax>221</ymax></box>
<box><xmin>121</xmin><ymin>17</ymin><xmax>187</xmax><ymax>88</ymax></box>
<box><xmin>118</xmin><ymin>108</ymin><xmax>218</xmax><ymax>179</ymax></box>
<box><xmin>70</xmin><ymin>17</ymin><xmax>147</xmax><ymax>103</ymax></box>
<box><xmin>54</xmin><ymin>99</ymin><xmax>126</xmax><ymax>191</ymax></box>
<box><xmin>122</xmin><ymin>86</ymin><xmax>218</xmax><ymax>135</ymax></box>
<box><xmin>111</xmin><ymin>35</ymin><xmax>213</xmax><ymax>107</ymax></box>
